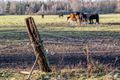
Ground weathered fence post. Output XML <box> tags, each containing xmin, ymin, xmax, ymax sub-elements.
<box><xmin>25</xmin><ymin>17</ymin><xmax>51</xmax><ymax>72</ymax></box>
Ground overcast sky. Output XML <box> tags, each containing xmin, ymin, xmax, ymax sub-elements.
<box><xmin>0</xmin><ymin>0</ymin><xmax>112</xmax><ymax>1</ymax></box>
<box><xmin>1</xmin><ymin>0</ymin><xmax>118</xmax><ymax>2</ymax></box>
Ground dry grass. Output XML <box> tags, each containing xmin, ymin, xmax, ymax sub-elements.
<box><xmin>0</xmin><ymin>14</ymin><xmax>120</xmax><ymax>80</ymax></box>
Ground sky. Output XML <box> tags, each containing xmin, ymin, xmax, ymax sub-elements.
<box><xmin>2</xmin><ymin>0</ymin><xmax>118</xmax><ymax>2</ymax></box>
<box><xmin>2</xmin><ymin>0</ymin><xmax>97</xmax><ymax>2</ymax></box>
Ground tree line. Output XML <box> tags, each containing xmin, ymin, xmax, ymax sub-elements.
<box><xmin>0</xmin><ymin>0</ymin><xmax>120</xmax><ymax>15</ymax></box>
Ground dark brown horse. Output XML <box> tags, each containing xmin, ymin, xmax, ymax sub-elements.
<box><xmin>81</xmin><ymin>13</ymin><xmax>88</xmax><ymax>22</ymax></box>
<box><xmin>89</xmin><ymin>14</ymin><xmax>99</xmax><ymax>24</ymax></box>
<box><xmin>81</xmin><ymin>13</ymin><xmax>99</xmax><ymax>24</ymax></box>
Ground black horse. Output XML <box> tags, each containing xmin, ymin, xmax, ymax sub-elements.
<box><xmin>81</xmin><ymin>13</ymin><xmax>88</xmax><ymax>22</ymax></box>
<box><xmin>59</xmin><ymin>13</ymin><xmax>64</xmax><ymax>18</ymax></box>
<box><xmin>89</xmin><ymin>14</ymin><xmax>99</xmax><ymax>24</ymax></box>
<box><xmin>41</xmin><ymin>14</ymin><xmax>44</xmax><ymax>18</ymax></box>
<box><xmin>81</xmin><ymin>13</ymin><xmax>99</xmax><ymax>24</ymax></box>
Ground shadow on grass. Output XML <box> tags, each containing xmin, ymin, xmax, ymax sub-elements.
<box><xmin>0</xmin><ymin>52</ymin><xmax>120</xmax><ymax>69</ymax></box>
<box><xmin>0</xmin><ymin>30</ymin><xmax>120</xmax><ymax>69</ymax></box>
<box><xmin>0</xmin><ymin>30</ymin><xmax>120</xmax><ymax>41</ymax></box>
<box><xmin>106</xmin><ymin>23</ymin><xmax>120</xmax><ymax>26</ymax></box>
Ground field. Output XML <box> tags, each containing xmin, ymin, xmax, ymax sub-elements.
<box><xmin>0</xmin><ymin>14</ymin><xmax>120</xmax><ymax>80</ymax></box>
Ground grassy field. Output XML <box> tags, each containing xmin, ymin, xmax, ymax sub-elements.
<box><xmin>0</xmin><ymin>14</ymin><xmax>120</xmax><ymax>43</ymax></box>
<box><xmin>0</xmin><ymin>14</ymin><xmax>120</xmax><ymax>80</ymax></box>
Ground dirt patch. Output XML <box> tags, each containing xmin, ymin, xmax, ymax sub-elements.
<box><xmin>39</xmin><ymin>22</ymin><xmax>120</xmax><ymax>28</ymax></box>
<box><xmin>106</xmin><ymin>23</ymin><xmax>120</xmax><ymax>26</ymax></box>
<box><xmin>0</xmin><ymin>39</ymin><xmax>120</xmax><ymax>69</ymax></box>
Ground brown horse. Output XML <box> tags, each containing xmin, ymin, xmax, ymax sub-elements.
<box><xmin>67</xmin><ymin>13</ymin><xmax>83</xmax><ymax>24</ymax></box>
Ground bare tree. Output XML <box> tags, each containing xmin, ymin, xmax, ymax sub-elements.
<box><xmin>9</xmin><ymin>1</ymin><xmax>17</xmax><ymax>14</ymax></box>
<box><xmin>0</xmin><ymin>0</ymin><xmax>5</xmax><ymax>14</ymax></box>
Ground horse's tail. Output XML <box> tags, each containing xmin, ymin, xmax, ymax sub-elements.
<box><xmin>80</xmin><ymin>15</ymin><xmax>83</xmax><ymax>23</ymax></box>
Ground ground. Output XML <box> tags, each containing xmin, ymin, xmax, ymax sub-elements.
<box><xmin>0</xmin><ymin>14</ymin><xmax>120</xmax><ymax>80</ymax></box>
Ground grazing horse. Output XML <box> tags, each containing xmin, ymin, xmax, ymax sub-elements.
<box><xmin>89</xmin><ymin>14</ymin><xmax>99</xmax><ymax>24</ymax></box>
<box><xmin>81</xmin><ymin>13</ymin><xmax>99</xmax><ymax>24</ymax></box>
<box><xmin>81</xmin><ymin>13</ymin><xmax>88</xmax><ymax>23</ymax></box>
<box><xmin>41</xmin><ymin>14</ymin><xmax>44</xmax><ymax>18</ymax></box>
<box><xmin>59</xmin><ymin>13</ymin><xmax>64</xmax><ymax>18</ymax></box>
<box><xmin>67</xmin><ymin>12</ymin><xmax>83</xmax><ymax>24</ymax></box>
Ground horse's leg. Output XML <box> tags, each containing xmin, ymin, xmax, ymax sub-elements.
<box><xmin>96</xmin><ymin>18</ymin><xmax>99</xmax><ymax>24</ymax></box>
<box><xmin>79</xmin><ymin>19</ymin><xmax>82</xmax><ymax>25</ymax></box>
<box><xmin>89</xmin><ymin>19</ymin><xmax>92</xmax><ymax>24</ymax></box>
<box><xmin>80</xmin><ymin>17</ymin><xmax>83</xmax><ymax>24</ymax></box>
<box><xmin>75</xmin><ymin>19</ymin><xmax>78</xmax><ymax>25</ymax></box>
<box><xmin>96</xmin><ymin>14</ymin><xmax>99</xmax><ymax>24</ymax></box>
<box><xmin>85</xmin><ymin>18</ymin><xmax>88</xmax><ymax>24</ymax></box>
<box><xmin>78</xmin><ymin>18</ymin><xmax>81</xmax><ymax>25</ymax></box>
<box><xmin>78</xmin><ymin>17</ymin><xmax>80</xmax><ymax>24</ymax></box>
<box><xmin>83</xmin><ymin>19</ymin><xmax>86</xmax><ymax>24</ymax></box>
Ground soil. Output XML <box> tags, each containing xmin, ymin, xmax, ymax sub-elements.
<box><xmin>0</xmin><ymin>38</ymin><xmax>120</xmax><ymax>70</ymax></box>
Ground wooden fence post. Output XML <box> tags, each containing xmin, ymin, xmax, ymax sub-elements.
<box><xmin>25</xmin><ymin>17</ymin><xmax>51</xmax><ymax>72</ymax></box>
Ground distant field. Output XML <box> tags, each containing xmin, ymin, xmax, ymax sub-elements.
<box><xmin>0</xmin><ymin>14</ymin><xmax>120</xmax><ymax>42</ymax></box>
<box><xmin>0</xmin><ymin>14</ymin><xmax>120</xmax><ymax>26</ymax></box>
<box><xmin>0</xmin><ymin>14</ymin><xmax>120</xmax><ymax>80</ymax></box>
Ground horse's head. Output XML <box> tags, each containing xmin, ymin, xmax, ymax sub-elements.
<box><xmin>75</xmin><ymin>12</ymin><xmax>80</xmax><ymax>16</ymax></box>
